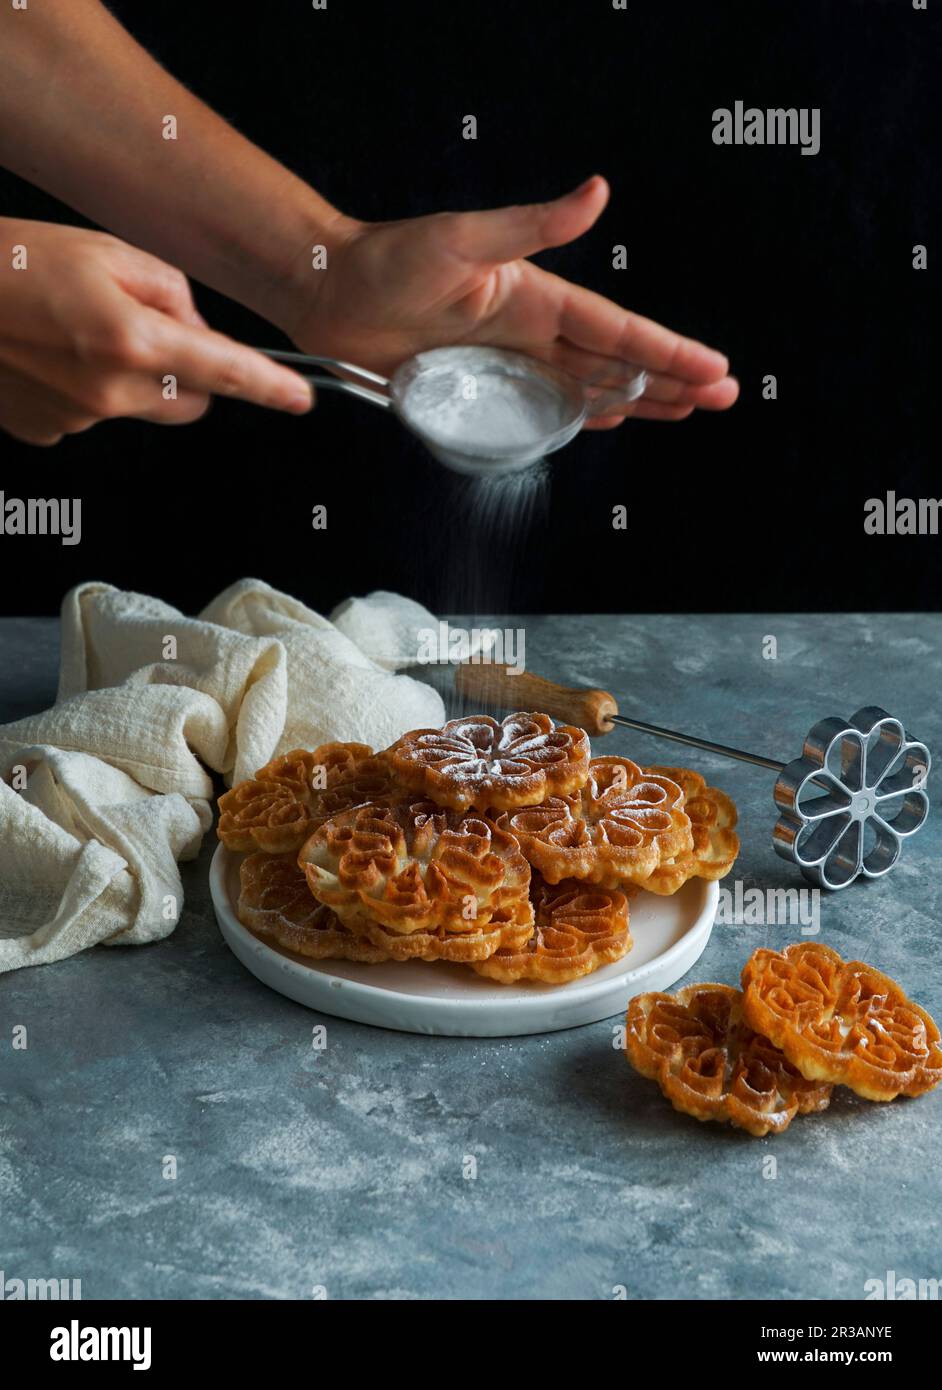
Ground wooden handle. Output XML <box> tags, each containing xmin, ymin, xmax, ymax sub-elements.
<box><xmin>455</xmin><ymin>662</ymin><xmax>618</xmax><ymax>735</ymax></box>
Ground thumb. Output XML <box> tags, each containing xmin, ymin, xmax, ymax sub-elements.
<box><xmin>447</xmin><ymin>174</ymin><xmax>609</xmax><ymax>264</ymax></box>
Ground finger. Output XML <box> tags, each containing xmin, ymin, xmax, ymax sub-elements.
<box><xmin>538</xmin><ymin>339</ymin><xmax>648</xmax><ymax>390</ymax></box>
<box><xmin>129</xmin><ymin>388</ymin><xmax>211</xmax><ymax>425</ymax></box>
<box><xmin>531</xmin><ymin>340</ymin><xmax>738</xmax><ymax>411</ymax></box>
<box><xmin>0</xmin><ymin>370</ymin><xmax>94</xmax><ymax>445</ymax></box>
<box><xmin>633</xmin><ymin>401</ymin><xmax>697</xmax><ymax>422</ymax></box>
<box><xmin>446</xmin><ymin>174</ymin><xmax>609</xmax><ymax>265</ymax></box>
<box><xmin>108</xmin><ymin>248</ymin><xmax>201</xmax><ymax>325</ymax></box>
<box><xmin>673</xmin><ymin>375</ymin><xmax>740</xmax><ymax>409</ymax></box>
<box><xmin>591</xmin><ymin>367</ymin><xmax>739</xmax><ymax>409</ymax></box>
<box><xmin>0</xmin><ymin>340</ymin><xmax>212</xmax><ymax>423</ymax></box>
<box><xmin>556</xmin><ymin>279</ymin><xmax>730</xmax><ymax>384</ymax></box>
<box><xmin>144</xmin><ymin>312</ymin><xmax>315</xmax><ymax>412</ymax></box>
<box><xmin>582</xmin><ymin>414</ymin><xmax>625</xmax><ymax>431</ymax></box>
<box><xmin>583</xmin><ymin>401</ymin><xmax>696</xmax><ymax>427</ymax></box>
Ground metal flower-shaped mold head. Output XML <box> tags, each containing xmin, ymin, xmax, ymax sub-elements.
<box><xmin>772</xmin><ymin>706</ymin><xmax>930</xmax><ymax>890</ymax></box>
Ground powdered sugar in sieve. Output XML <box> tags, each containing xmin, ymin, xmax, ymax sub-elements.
<box><xmin>389</xmin><ymin>346</ymin><xmax>587</xmax><ymax>475</ymax></box>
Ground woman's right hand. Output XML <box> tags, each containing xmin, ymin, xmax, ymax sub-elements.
<box><xmin>0</xmin><ymin>219</ymin><xmax>313</xmax><ymax>446</ymax></box>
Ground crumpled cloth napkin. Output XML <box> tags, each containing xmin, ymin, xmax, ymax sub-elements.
<box><xmin>0</xmin><ymin>579</ymin><xmax>445</xmax><ymax>973</ymax></box>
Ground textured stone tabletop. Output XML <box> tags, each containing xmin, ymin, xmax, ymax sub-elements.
<box><xmin>1</xmin><ymin>613</ymin><xmax>939</xmax><ymax>1301</ymax></box>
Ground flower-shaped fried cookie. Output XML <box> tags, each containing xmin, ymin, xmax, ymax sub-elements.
<box><xmin>626</xmin><ymin>983</ymin><xmax>832</xmax><ymax>1136</ymax></box>
<box><xmin>383</xmin><ymin>712</ymin><xmax>589</xmax><ymax>812</ymax></box>
<box><xmin>741</xmin><ymin>943</ymin><xmax>942</xmax><ymax>1101</ymax></box>
<box><xmin>297</xmin><ymin>799</ymin><xmax>533</xmax><ymax>936</ymax></box>
<box><xmin>773</xmin><ymin>705</ymin><xmax>930</xmax><ymax>890</ymax></box>
<box><xmin>217</xmin><ymin>742</ymin><xmax>398</xmax><ymax>854</ymax></box>
<box><xmin>503</xmin><ymin>757</ymin><xmax>692</xmax><ymax>887</ymax></box>
<box><xmin>260</xmin><ymin>743</ymin><xmax>373</xmax><ymax>795</ymax></box>
<box><xmin>641</xmin><ymin>766</ymin><xmax>740</xmax><ymax>895</ymax></box>
<box><xmin>343</xmin><ymin>897</ymin><xmax>534</xmax><ymax>963</ymax></box>
<box><xmin>473</xmin><ymin>874</ymin><xmax>631</xmax><ymax>984</ymax></box>
<box><xmin>238</xmin><ymin>851</ymin><xmax>390</xmax><ymax>963</ymax></box>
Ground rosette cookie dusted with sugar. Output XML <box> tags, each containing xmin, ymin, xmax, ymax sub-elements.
<box><xmin>473</xmin><ymin>875</ymin><xmax>632</xmax><ymax>984</ymax></box>
<box><xmin>640</xmin><ymin>766</ymin><xmax>740</xmax><ymax>895</ymax></box>
<box><xmin>217</xmin><ymin>742</ymin><xmax>401</xmax><ymax>854</ymax></box>
<box><xmin>298</xmin><ymin>799</ymin><xmax>533</xmax><ymax>937</ymax></box>
<box><xmin>741</xmin><ymin>943</ymin><xmax>942</xmax><ymax>1101</ymax></box>
<box><xmin>626</xmin><ymin>983</ymin><xmax>832</xmax><ymax>1137</ymax></box>
<box><xmin>383</xmin><ymin>712</ymin><xmax>590</xmax><ymax>813</ymax></box>
<box><xmin>501</xmin><ymin>757</ymin><xmax>692</xmax><ymax>887</ymax></box>
<box><xmin>238</xmin><ymin>851</ymin><xmax>390</xmax><ymax>963</ymax></box>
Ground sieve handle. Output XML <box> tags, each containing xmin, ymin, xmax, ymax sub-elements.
<box><xmin>257</xmin><ymin>348</ymin><xmax>392</xmax><ymax>410</ymax></box>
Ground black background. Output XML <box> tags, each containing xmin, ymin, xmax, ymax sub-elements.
<box><xmin>0</xmin><ymin>0</ymin><xmax>937</xmax><ymax>617</ymax></box>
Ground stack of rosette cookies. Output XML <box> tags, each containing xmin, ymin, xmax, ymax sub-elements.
<box><xmin>216</xmin><ymin>714</ymin><xmax>941</xmax><ymax>1138</ymax></box>
<box><xmin>626</xmin><ymin>942</ymin><xmax>942</xmax><ymax>1136</ymax></box>
<box><xmin>216</xmin><ymin>711</ymin><xmax>740</xmax><ymax>984</ymax></box>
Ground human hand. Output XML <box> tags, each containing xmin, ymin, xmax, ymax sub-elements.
<box><xmin>0</xmin><ymin>220</ymin><xmax>313</xmax><ymax>446</ymax></box>
<box><xmin>284</xmin><ymin>177</ymin><xmax>738</xmax><ymax>427</ymax></box>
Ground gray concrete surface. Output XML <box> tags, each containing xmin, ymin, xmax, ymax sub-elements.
<box><xmin>0</xmin><ymin>613</ymin><xmax>939</xmax><ymax>1300</ymax></box>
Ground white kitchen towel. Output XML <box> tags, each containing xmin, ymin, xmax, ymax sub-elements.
<box><xmin>330</xmin><ymin>589</ymin><xmax>496</xmax><ymax>669</ymax></box>
<box><xmin>0</xmin><ymin>580</ymin><xmax>445</xmax><ymax>973</ymax></box>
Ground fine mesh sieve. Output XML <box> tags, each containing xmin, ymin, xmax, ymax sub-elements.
<box><xmin>260</xmin><ymin>344</ymin><xmax>647</xmax><ymax>476</ymax></box>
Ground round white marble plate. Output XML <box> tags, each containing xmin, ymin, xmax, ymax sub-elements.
<box><xmin>210</xmin><ymin>844</ymin><xmax>718</xmax><ymax>1037</ymax></box>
